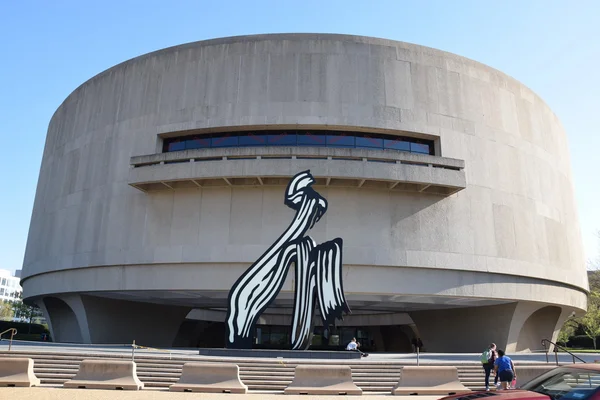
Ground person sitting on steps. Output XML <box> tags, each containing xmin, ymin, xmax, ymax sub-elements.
<box><xmin>346</xmin><ymin>337</ymin><xmax>369</xmax><ymax>357</ymax></box>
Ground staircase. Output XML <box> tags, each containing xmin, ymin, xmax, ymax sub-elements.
<box><xmin>0</xmin><ymin>349</ymin><xmax>558</xmax><ymax>393</ymax></box>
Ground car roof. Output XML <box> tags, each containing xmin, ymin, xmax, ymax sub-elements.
<box><xmin>555</xmin><ymin>364</ymin><xmax>600</xmax><ymax>371</ymax></box>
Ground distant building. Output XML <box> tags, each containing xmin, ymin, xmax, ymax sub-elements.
<box><xmin>14</xmin><ymin>270</ymin><xmax>21</xmax><ymax>278</ymax></box>
<box><xmin>0</xmin><ymin>269</ymin><xmax>22</xmax><ymax>302</ymax></box>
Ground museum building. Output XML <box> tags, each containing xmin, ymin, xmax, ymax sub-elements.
<box><xmin>21</xmin><ymin>34</ymin><xmax>587</xmax><ymax>352</ymax></box>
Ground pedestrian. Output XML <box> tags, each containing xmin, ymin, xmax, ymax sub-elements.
<box><xmin>494</xmin><ymin>349</ymin><xmax>516</xmax><ymax>390</ymax></box>
<box><xmin>346</xmin><ymin>337</ymin><xmax>369</xmax><ymax>357</ymax></box>
<box><xmin>411</xmin><ymin>337</ymin><xmax>418</xmax><ymax>353</ymax></box>
<box><xmin>480</xmin><ymin>343</ymin><xmax>498</xmax><ymax>391</ymax></box>
<box><xmin>417</xmin><ymin>338</ymin><xmax>423</xmax><ymax>352</ymax></box>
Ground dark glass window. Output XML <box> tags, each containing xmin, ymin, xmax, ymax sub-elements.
<box><xmin>297</xmin><ymin>133</ymin><xmax>326</xmax><ymax>146</ymax></box>
<box><xmin>410</xmin><ymin>142</ymin><xmax>431</xmax><ymax>154</ymax></box>
<box><xmin>163</xmin><ymin>130</ymin><xmax>436</xmax><ymax>156</ymax></box>
<box><xmin>326</xmin><ymin>135</ymin><xmax>354</xmax><ymax>147</ymax></box>
<box><xmin>267</xmin><ymin>133</ymin><xmax>297</xmax><ymax>146</ymax></box>
<box><xmin>212</xmin><ymin>135</ymin><xmax>238</xmax><ymax>147</ymax></box>
<box><xmin>186</xmin><ymin>137</ymin><xmax>211</xmax><ymax>150</ymax></box>
<box><xmin>239</xmin><ymin>134</ymin><xmax>267</xmax><ymax>146</ymax></box>
<box><xmin>384</xmin><ymin>139</ymin><xmax>410</xmax><ymax>151</ymax></box>
<box><xmin>355</xmin><ymin>136</ymin><xmax>383</xmax><ymax>149</ymax></box>
<box><xmin>167</xmin><ymin>140</ymin><xmax>185</xmax><ymax>152</ymax></box>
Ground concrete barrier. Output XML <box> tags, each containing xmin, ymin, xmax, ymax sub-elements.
<box><xmin>516</xmin><ymin>366</ymin><xmax>556</xmax><ymax>388</ymax></box>
<box><xmin>392</xmin><ymin>366</ymin><xmax>470</xmax><ymax>395</ymax></box>
<box><xmin>63</xmin><ymin>359</ymin><xmax>144</xmax><ymax>390</ymax></box>
<box><xmin>284</xmin><ymin>365</ymin><xmax>362</xmax><ymax>395</ymax></box>
<box><xmin>0</xmin><ymin>357</ymin><xmax>40</xmax><ymax>387</ymax></box>
<box><xmin>169</xmin><ymin>362</ymin><xmax>248</xmax><ymax>393</ymax></box>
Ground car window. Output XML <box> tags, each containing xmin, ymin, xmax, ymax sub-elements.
<box><xmin>524</xmin><ymin>370</ymin><xmax>600</xmax><ymax>400</ymax></box>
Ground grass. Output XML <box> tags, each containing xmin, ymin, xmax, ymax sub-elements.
<box><xmin>561</xmin><ymin>348</ymin><xmax>600</xmax><ymax>354</ymax></box>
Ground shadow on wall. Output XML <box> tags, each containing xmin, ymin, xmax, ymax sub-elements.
<box><xmin>380</xmin><ymin>325</ymin><xmax>413</xmax><ymax>352</ymax></box>
<box><xmin>516</xmin><ymin>306</ymin><xmax>562</xmax><ymax>352</ymax></box>
<box><xmin>43</xmin><ymin>297</ymin><xmax>82</xmax><ymax>343</ymax></box>
<box><xmin>172</xmin><ymin>320</ymin><xmax>226</xmax><ymax>348</ymax></box>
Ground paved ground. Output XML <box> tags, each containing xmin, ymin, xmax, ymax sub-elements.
<box><xmin>1</xmin><ymin>340</ymin><xmax>597</xmax><ymax>364</ymax></box>
<box><xmin>0</xmin><ymin>387</ymin><xmax>443</xmax><ymax>399</ymax></box>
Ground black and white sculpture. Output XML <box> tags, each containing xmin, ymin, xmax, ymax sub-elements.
<box><xmin>226</xmin><ymin>170</ymin><xmax>350</xmax><ymax>350</ymax></box>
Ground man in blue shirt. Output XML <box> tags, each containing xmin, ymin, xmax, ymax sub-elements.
<box><xmin>494</xmin><ymin>349</ymin><xmax>516</xmax><ymax>389</ymax></box>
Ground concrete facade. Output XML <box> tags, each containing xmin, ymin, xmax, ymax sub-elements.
<box><xmin>22</xmin><ymin>34</ymin><xmax>587</xmax><ymax>351</ymax></box>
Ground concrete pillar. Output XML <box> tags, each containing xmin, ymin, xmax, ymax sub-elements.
<box><xmin>506</xmin><ymin>304</ymin><xmax>562</xmax><ymax>352</ymax></box>
<box><xmin>409</xmin><ymin>303</ymin><xmax>518</xmax><ymax>352</ymax></box>
<box><xmin>36</xmin><ymin>299</ymin><xmax>56</xmax><ymax>341</ymax></box>
<box><xmin>41</xmin><ymin>296</ymin><xmax>83</xmax><ymax>343</ymax></box>
<box><xmin>60</xmin><ymin>294</ymin><xmax>92</xmax><ymax>344</ymax></box>
<box><xmin>80</xmin><ymin>295</ymin><xmax>191</xmax><ymax>347</ymax></box>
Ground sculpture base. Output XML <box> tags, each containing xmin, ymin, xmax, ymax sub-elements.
<box><xmin>198</xmin><ymin>348</ymin><xmax>361</xmax><ymax>359</ymax></box>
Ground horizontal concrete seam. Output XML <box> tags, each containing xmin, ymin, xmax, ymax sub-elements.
<box><xmin>20</xmin><ymin>262</ymin><xmax>588</xmax><ymax>298</ymax></box>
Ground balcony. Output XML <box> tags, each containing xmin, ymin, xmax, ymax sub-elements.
<box><xmin>129</xmin><ymin>146</ymin><xmax>466</xmax><ymax>196</ymax></box>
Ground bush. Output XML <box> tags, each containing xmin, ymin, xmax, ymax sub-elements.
<box><xmin>0</xmin><ymin>320</ymin><xmax>49</xmax><ymax>336</ymax></box>
<box><xmin>567</xmin><ymin>335</ymin><xmax>600</xmax><ymax>349</ymax></box>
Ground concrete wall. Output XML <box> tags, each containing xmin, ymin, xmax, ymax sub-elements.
<box><xmin>21</xmin><ymin>34</ymin><xmax>587</xmax><ymax>348</ymax></box>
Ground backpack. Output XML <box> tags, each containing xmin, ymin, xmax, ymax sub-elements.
<box><xmin>480</xmin><ymin>349</ymin><xmax>491</xmax><ymax>364</ymax></box>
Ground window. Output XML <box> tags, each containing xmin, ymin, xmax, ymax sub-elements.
<box><xmin>327</xmin><ymin>135</ymin><xmax>354</xmax><ymax>148</ymax></box>
<box><xmin>384</xmin><ymin>139</ymin><xmax>410</xmax><ymax>152</ymax></box>
<box><xmin>267</xmin><ymin>133</ymin><xmax>296</xmax><ymax>146</ymax></box>
<box><xmin>522</xmin><ymin>368</ymin><xmax>600</xmax><ymax>400</ymax></box>
<box><xmin>356</xmin><ymin>136</ymin><xmax>383</xmax><ymax>149</ymax></box>
<box><xmin>239</xmin><ymin>134</ymin><xmax>267</xmax><ymax>146</ymax></box>
<box><xmin>1</xmin><ymin>278</ymin><xmax>5</xmax><ymax>286</ymax></box>
<box><xmin>162</xmin><ymin>130</ymin><xmax>436</xmax><ymax>156</ymax></box>
<box><xmin>186</xmin><ymin>137</ymin><xmax>210</xmax><ymax>150</ymax></box>
<box><xmin>410</xmin><ymin>142</ymin><xmax>431</xmax><ymax>154</ymax></box>
<box><xmin>297</xmin><ymin>133</ymin><xmax>326</xmax><ymax>146</ymax></box>
<box><xmin>211</xmin><ymin>136</ymin><xmax>238</xmax><ymax>147</ymax></box>
<box><xmin>167</xmin><ymin>140</ymin><xmax>185</xmax><ymax>152</ymax></box>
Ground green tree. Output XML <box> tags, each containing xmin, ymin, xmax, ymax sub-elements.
<box><xmin>0</xmin><ymin>300</ymin><xmax>14</xmax><ymax>321</ymax></box>
<box><xmin>581</xmin><ymin>293</ymin><xmax>600</xmax><ymax>349</ymax></box>
<box><xmin>10</xmin><ymin>293</ymin><xmax>43</xmax><ymax>333</ymax></box>
<box><xmin>558</xmin><ymin>232</ymin><xmax>600</xmax><ymax>347</ymax></box>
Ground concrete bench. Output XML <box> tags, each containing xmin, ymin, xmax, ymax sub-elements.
<box><xmin>63</xmin><ymin>359</ymin><xmax>144</xmax><ymax>390</ymax></box>
<box><xmin>0</xmin><ymin>357</ymin><xmax>40</xmax><ymax>387</ymax></box>
<box><xmin>284</xmin><ymin>365</ymin><xmax>362</xmax><ymax>395</ymax></box>
<box><xmin>392</xmin><ymin>366</ymin><xmax>470</xmax><ymax>395</ymax></box>
<box><xmin>169</xmin><ymin>362</ymin><xmax>247</xmax><ymax>393</ymax></box>
<box><xmin>515</xmin><ymin>366</ymin><xmax>556</xmax><ymax>388</ymax></box>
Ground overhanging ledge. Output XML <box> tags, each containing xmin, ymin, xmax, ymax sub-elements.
<box><xmin>129</xmin><ymin>146</ymin><xmax>466</xmax><ymax>196</ymax></box>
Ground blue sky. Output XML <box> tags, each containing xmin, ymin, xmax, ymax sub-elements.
<box><xmin>0</xmin><ymin>0</ymin><xmax>598</xmax><ymax>274</ymax></box>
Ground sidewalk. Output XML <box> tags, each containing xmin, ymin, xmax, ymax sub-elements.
<box><xmin>0</xmin><ymin>387</ymin><xmax>443</xmax><ymax>400</ymax></box>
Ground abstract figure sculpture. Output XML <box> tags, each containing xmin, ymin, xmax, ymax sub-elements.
<box><xmin>226</xmin><ymin>170</ymin><xmax>350</xmax><ymax>350</ymax></box>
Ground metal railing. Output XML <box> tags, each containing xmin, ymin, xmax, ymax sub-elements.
<box><xmin>541</xmin><ymin>338</ymin><xmax>586</xmax><ymax>365</ymax></box>
<box><xmin>130</xmin><ymin>340</ymin><xmax>173</xmax><ymax>361</ymax></box>
<box><xmin>0</xmin><ymin>328</ymin><xmax>17</xmax><ymax>351</ymax></box>
<box><xmin>129</xmin><ymin>146</ymin><xmax>465</xmax><ymax>171</ymax></box>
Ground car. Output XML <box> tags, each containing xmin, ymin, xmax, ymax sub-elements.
<box><xmin>441</xmin><ymin>364</ymin><xmax>600</xmax><ymax>400</ymax></box>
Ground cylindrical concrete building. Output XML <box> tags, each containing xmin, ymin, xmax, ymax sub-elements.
<box><xmin>22</xmin><ymin>34</ymin><xmax>587</xmax><ymax>352</ymax></box>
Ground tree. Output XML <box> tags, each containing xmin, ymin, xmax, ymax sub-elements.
<box><xmin>591</xmin><ymin>230</ymin><xmax>600</xmax><ymax>271</ymax></box>
<box><xmin>0</xmin><ymin>301</ymin><xmax>14</xmax><ymax>321</ymax></box>
<box><xmin>10</xmin><ymin>293</ymin><xmax>43</xmax><ymax>333</ymax></box>
<box><xmin>581</xmin><ymin>293</ymin><xmax>600</xmax><ymax>349</ymax></box>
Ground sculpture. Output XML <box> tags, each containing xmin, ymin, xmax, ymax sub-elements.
<box><xmin>225</xmin><ymin>170</ymin><xmax>350</xmax><ymax>349</ymax></box>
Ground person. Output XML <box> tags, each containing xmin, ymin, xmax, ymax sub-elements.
<box><xmin>346</xmin><ymin>337</ymin><xmax>369</xmax><ymax>357</ymax></box>
<box><xmin>417</xmin><ymin>338</ymin><xmax>423</xmax><ymax>352</ymax></box>
<box><xmin>494</xmin><ymin>349</ymin><xmax>516</xmax><ymax>390</ymax></box>
<box><xmin>480</xmin><ymin>343</ymin><xmax>498</xmax><ymax>391</ymax></box>
<box><xmin>411</xmin><ymin>337</ymin><xmax>418</xmax><ymax>353</ymax></box>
